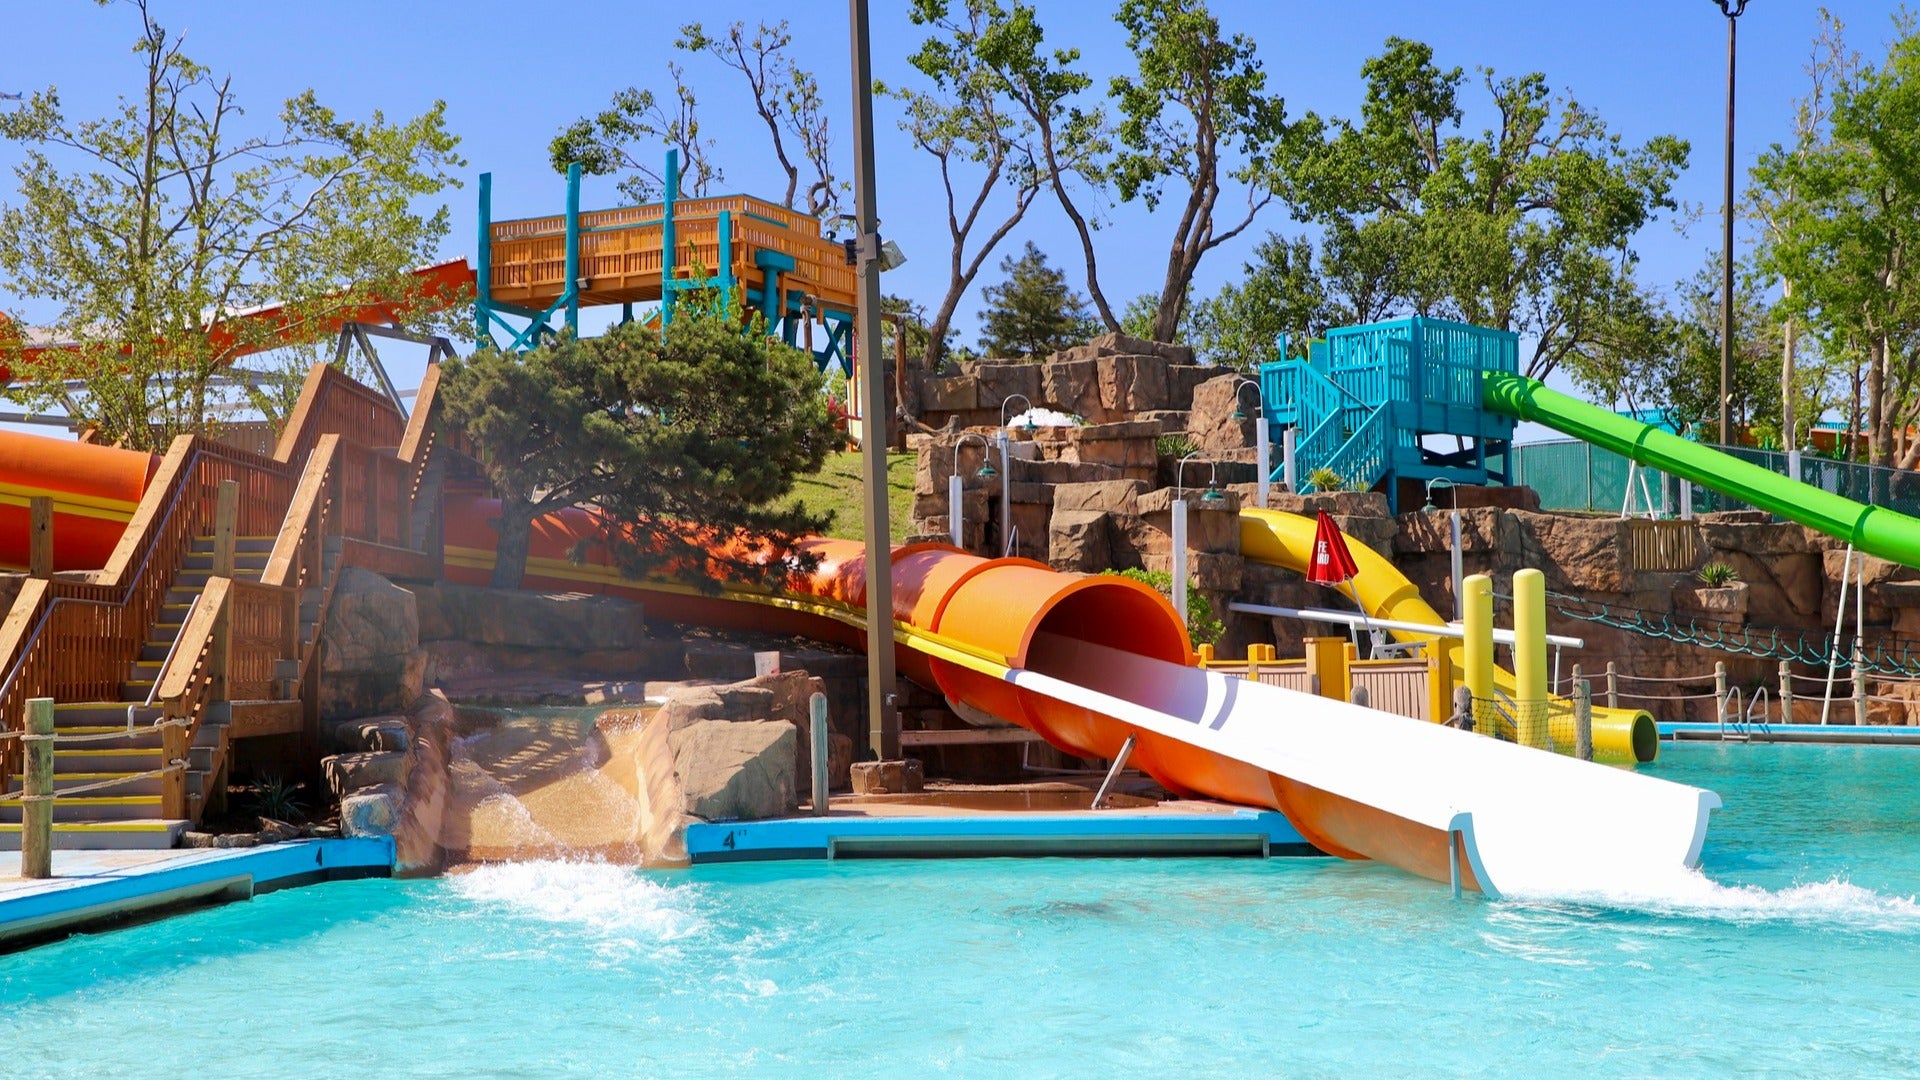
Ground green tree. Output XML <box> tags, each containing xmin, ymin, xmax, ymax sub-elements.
<box><xmin>1186</xmin><ymin>234</ymin><xmax>1329</xmax><ymax>370</ymax></box>
<box><xmin>0</xmin><ymin>0</ymin><xmax>463</xmax><ymax>450</ymax></box>
<box><xmin>440</xmin><ymin>305</ymin><xmax>839</xmax><ymax>590</ymax></box>
<box><xmin>887</xmin><ymin>1</ymin><xmax>1049</xmax><ymax>370</ymax></box>
<box><xmin>1753</xmin><ymin>12</ymin><xmax>1920</xmax><ymax>467</ymax></box>
<box><xmin>936</xmin><ymin>0</ymin><xmax>1122</xmax><ymax>331</ymax></box>
<box><xmin>1277</xmin><ymin>38</ymin><xmax>1688</xmax><ymax>380</ymax></box>
<box><xmin>975</xmin><ymin>241</ymin><xmax>1094</xmax><ymax>357</ymax></box>
<box><xmin>551</xmin><ymin>20</ymin><xmax>839</xmax><ymax>216</ymax></box>
<box><xmin>1108</xmin><ymin>0</ymin><xmax>1290</xmax><ymax>343</ymax></box>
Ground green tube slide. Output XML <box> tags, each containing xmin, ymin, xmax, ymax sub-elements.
<box><xmin>1483</xmin><ymin>372</ymin><xmax>1920</xmax><ymax>568</ymax></box>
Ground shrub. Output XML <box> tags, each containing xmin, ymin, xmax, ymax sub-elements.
<box><xmin>1697</xmin><ymin>561</ymin><xmax>1740</xmax><ymax>588</ymax></box>
<box><xmin>1102</xmin><ymin>567</ymin><xmax>1224</xmax><ymax>647</ymax></box>
<box><xmin>1156</xmin><ymin>433</ymin><xmax>1198</xmax><ymax>459</ymax></box>
<box><xmin>1306</xmin><ymin>466</ymin><xmax>1346</xmax><ymax>493</ymax></box>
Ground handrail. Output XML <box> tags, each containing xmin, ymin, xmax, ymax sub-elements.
<box><xmin>132</xmin><ymin>592</ymin><xmax>199</xmax><ymax>731</ymax></box>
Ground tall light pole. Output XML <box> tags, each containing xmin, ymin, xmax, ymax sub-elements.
<box><xmin>1713</xmin><ymin>0</ymin><xmax>1750</xmax><ymax>446</ymax></box>
<box><xmin>849</xmin><ymin>0</ymin><xmax>898</xmax><ymax>761</ymax></box>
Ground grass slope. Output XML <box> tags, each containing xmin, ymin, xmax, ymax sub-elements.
<box><xmin>788</xmin><ymin>449</ymin><xmax>917</xmax><ymax>543</ymax></box>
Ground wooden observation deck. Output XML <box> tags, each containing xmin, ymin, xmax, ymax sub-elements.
<box><xmin>477</xmin><ymin>156</ymin><xmax>858</xmax><ymax>372</ymax></box>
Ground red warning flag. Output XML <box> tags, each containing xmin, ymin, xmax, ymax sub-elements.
<box><xmin>1306</xmin><ymin>509</ymin><xmax>1359</xmax><ymax>587</ymax></box>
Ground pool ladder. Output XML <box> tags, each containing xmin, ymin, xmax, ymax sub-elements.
<box><xmin>1717</xmin><ymin>686</ymin><xmax>1773</xmax><ymax>742</ymax></box>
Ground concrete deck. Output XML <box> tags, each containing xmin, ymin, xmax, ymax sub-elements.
<box><xmin>685</xmin><ymin>800</ymin><xmax>1317</xmax><ymax>863</ymax></box>
<box><xmin>1661</xmin><ymin>722</ymin><xmax>1920</xmax><ymax>745</ymax></box>
<box><xmin>0</xmin><ymin>838</ymin><xmax>393</xmax><ymax>950</ymax></box>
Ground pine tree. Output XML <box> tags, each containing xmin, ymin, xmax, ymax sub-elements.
<box><xmin>976</xmin><ymin>242</ymin><xmax>1095</xmax><ymax>358</ymax></box>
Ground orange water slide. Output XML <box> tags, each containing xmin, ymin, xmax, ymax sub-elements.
<box><xmin>0</xmin><ymin>436</ymin><xmax>157</xmax><ymax>571</ymax></box>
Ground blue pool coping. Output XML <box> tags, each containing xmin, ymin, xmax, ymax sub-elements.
<box><xmin>685</xmin><ymin>807</ymin><xmax>1316</xmax><ymax>863</ymax></box>
<box><xmin>0</xmin><ymin>838</ymin><xmax>393</xmax><ymax>950</ymax></box>
<box><xmin>1661</xmin><ymin>722</ymin><xmax>1920</xmax><ymax>745</ymax></box>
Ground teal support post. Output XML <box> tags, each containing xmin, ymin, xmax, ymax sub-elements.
<box><xmin>476</xmin><ymin>172</ymin><xmax>493</xmax><ymax>347</ymax></box>
<box><xmin>662</xmin><ymin>149</ymin><xmax>679</xmax><ymax>328</ymax></box>
<box><xmin>563</xmin><ymin>161</ymin><xmax>582</xmax><ymax>337</ymax></box>
<box><xmin>717</xmin><ymin>210</ymin><xmax>734</xmax><ymax>308</ymax></box>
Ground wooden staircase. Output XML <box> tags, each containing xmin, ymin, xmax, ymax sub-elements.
<box><xmin>0</xmin><ymin>537</ymin><xmax>279</xmax><ymax>849</ymax></box>
<box><xmin>0</xmin><ymin>355</ymin><xmax>455</xmax><ymax>852</ymax></box>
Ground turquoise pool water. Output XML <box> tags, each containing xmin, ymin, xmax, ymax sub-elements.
<box><xmin>6</xmin><ymin>744</ymin><xmax>1920</xmax><ymax>1078</ymax></box>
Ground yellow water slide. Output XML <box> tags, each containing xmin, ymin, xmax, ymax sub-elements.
<box><xmin>1238</xmin><ymin>508</ymin><xmax>1657</xmax><ymax>763</ymax></box>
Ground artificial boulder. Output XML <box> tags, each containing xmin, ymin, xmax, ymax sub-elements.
<box><xmin>320</xmin><ymin>568</ymin><xmax>426</xmax><ymax>720</ymax></box>
<box><xmin>668</xmin><ymin>719</ymin><xmax>797</xmax><ymax>823</ymax></box>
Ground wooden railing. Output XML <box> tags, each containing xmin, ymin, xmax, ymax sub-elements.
<box><xmin>0</xmin><ymin>357</ymin><xmax>453</xmax><ymax>814</ymax></box>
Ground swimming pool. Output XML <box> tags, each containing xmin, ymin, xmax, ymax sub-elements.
<box><xmin>4</xmin><ymin>744</ymin><xmax>1918</xmax><ymax>1077</ymax></box>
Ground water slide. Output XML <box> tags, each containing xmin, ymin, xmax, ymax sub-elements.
<box><xmin>435</xmin><ymin>496</ymin><xmax>1718</xmax><ymax>898</ymax></box>
<box><xmin>1237</xmin><ymin>508</ymin><xmax>1659</xmax><ymax>764</ymax></box>
<box><xmin>0</xmin><ymin>422</ymin><xmax>1720</xmax><ymax>896</ymax></box>
<box><xmin>1483</xmin><ymin>372</ymin><xmax>1920</xmax><ymax>568</ymax></box>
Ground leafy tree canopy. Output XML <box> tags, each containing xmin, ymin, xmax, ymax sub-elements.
<box><xmin>439</xmin><ymin>303</ymin><xmax>839</xmax><ymax>590</ymax></box>
<box><xmin>0</xmin><ymin>0</ymin><xmax>464</xmax><ymax>450</ymax></box>
<box><xmin>975</xmin><ymin>241</ymin><xmax>1094</xmax><ymax>357</ymax></box>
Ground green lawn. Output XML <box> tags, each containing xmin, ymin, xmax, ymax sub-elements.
<box><xmin>788</xmin><ymin>450</ymin><xmax>917</xmax><ymax>543</ymax></box>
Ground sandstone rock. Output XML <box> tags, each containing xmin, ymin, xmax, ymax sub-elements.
<box><xmin>1051</xmin><ymin>331</ymin><xmax>1193</xmax><ymax>366</ymax></box>
<box><xmin>921</xmin><ymin>374</ymin><xmax>980</xmax><ymax>412</ymax></box>
<box><xmin>1188</xmin><ymin>373</ymin><xmax>1259</xmax><ymax>452</ymax></box>
<box><xmin>1677</xmin><ymin>583</ymin><xmax>1749</xmax><ymax>620</ymax></box>
<box><xmin>1136</xmin><ymin>410</ymin><xmax>1192</xmax><ymax>434</ymax></box>
<box><xmin>341</xmin><ymin>783</ymin><xmax>402</xmax><ymax>839</ymax></box>
<box><xmin>669</xmin><ymin>719</ymin><xmax>797</xmax><ymax>822</ymax></box>
<box><xmin>1265</xmin><ymin>491</ymin><xmax>1392</xmax><ymax>518</ymax></box>
<box><xmin>973</xmin><ymin>360</ymin><xmax>1042</xmax><ymax>406</ymax></box>
<box><xmin>1142</xmin><ymin>550</ymin><xmax>1244</xmax><ymax>592</ymax></box>
<box><xmin>416</xmin><ymin>583</ymin><xmax>646</xmax><ymax>652</ymax></box>
<box><xmin>1097</xmin><ymin>355</ymin><xmax>1171</xmax><ymax>414</ymax></box>
<box><xmin>1139</xmin><ymin>487</ymin><xmax>1242</xmax><ymax>554</ymax></box>
<box><xmin>1053</xmin><ymin>479</ymin><xmax>1148</xmax><ymax>516</ymax></box>
<box><xmin>1049</xmin><ymin>509</ymin><xmax>1112</xmax><ymax>572</ymax></box>
<box><xmin>322</xmin><ymin>751</ymin><xmax>407</xmax><ymax>800</ymax></box>
<box><xmin>1042</xmin><ymin>358</ymin><xmax>1104</xmax><ymax>421</ymax></box>
<box><xmin>320</xmin><ymin>568</ymin><xmax>426</xmax><ymax>720</ymax></box>
<box><xmin>1167</xmin><ymin>365</ymin><xmax>1216</xmax><ymax>408</ymax></box>
<box><xmin>657</xmin><ymin>684</ymin><xmax>777</xmax><ymax>732</ymax></box>
<box><xmin>850</xmin><ymin>758</ymin><xmax>925</xmax><ymax>795</ymax></box>
<box><xmin>323</xmin><ymin>715</ymin><xmax>412</xmax><ymax>754</ymax></box>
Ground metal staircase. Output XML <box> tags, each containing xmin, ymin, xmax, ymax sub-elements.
<box><xmin>1260</xmin><ymin>317</ymin><xmax>1521</xmax><ymax>509</ymax></box>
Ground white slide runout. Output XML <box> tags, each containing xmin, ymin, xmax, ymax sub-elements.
<box><xmin>1018</xmin><ymin>635</ymin><xmax>1720</xmax><ymax>898</ymax></box>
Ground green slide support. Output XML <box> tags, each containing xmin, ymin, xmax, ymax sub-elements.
<box><xmin>1482</xmin><ymin>372</ymin><xmax>1920</xmax><ymax>569</ymax></box>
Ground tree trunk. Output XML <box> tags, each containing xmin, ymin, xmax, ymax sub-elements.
<box><xmin>491</xmin><ymin>494</ymin><xmax>536</xmax><ymax>590</ymax></box>
<box><xmin>1869</xmin><ymin>334</ymin><xmax>1892</xmax><ymax>467</ymax></box>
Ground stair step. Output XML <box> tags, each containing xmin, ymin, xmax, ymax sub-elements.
<box><xmin>11</xmin><ymin>771</ymin><xmax>166</xmax><ymax>796</ymax></box>
<box><xmin>51</xmin><ymin>749</ymin><xmax>167</xmax><ymax>773</ymax></box>
<box><xmin>0</xmin><ymin>819</ymin><xmax>190</xmax><ymax>850</ymax></box>
<box><xmin>182</xmin><ymin>552</ymin><xmax>273</xmax><ymax>572</ymax></box>
<box><xmin>173</xmin><ymin>568</ymin><xmax>265</xmax><ymax>589</ymax></box>
<box><xmin>48</xmin><ymin>727</ymin><xmax>164</xmax><ymax>751</ymax></box>
<box><xmin>119</xmin><ymin>681</ymin><xmax>155</xmax><ymax>703</ymax></box>
<box><xmin>0</xmin><ymin>794</ymin><xmax>163</xmax><ymax>824</ymax></box>
<box><xmin>54</xmin><ymin>703</ymin><xmax>163</xmax><ymax>727</ymax></box>
<box><xmin>191</xmin><ymin>536</ymin><xmax>278</xmax><ymax>554</ymax></box>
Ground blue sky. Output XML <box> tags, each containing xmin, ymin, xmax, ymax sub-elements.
<box><xmin>0</xmin><ymin>0</ymin><xmax>1912</xmax><ymax>397</ymax></box>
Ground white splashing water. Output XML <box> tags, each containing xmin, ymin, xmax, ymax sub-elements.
<box><xmin>450</xmin><ymin>859</ymin><xmax>705</xmax><ymax>941</ymax></box>
<box><xmin>1506</xmin><ymin>869</ymin><xmax>1920</xmax><ymax>931</ymax></box>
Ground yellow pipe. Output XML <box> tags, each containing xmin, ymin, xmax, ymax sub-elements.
<box><xmin>1238</xmin><ymin>508</ymin><xmax>1656</xmax><ymax>763</ymax></box>
<box><xmin>1462</xmin><ymin>574</ymin><xmax>1496</xmax><ymax>735</ymax></box>
<box><xmin>1511</xmin><ymin>568</ymin><xmax>1548</xmax><ymax>748</ymax></box>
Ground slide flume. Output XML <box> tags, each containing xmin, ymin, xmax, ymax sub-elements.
<box><xmin>0</xmin><ymin>428</ymin><xmax>1720</xmax><ymax>897</ymax></box>
<box><xmin>1237</xmin><ymin>507</ymin><xmax>1659</xmax><ymax>763</ymax></box>
<box><xmin>1483</xmin><ymin>372</ymin><xmax>1920</xmax><ymax>568</ymax></box>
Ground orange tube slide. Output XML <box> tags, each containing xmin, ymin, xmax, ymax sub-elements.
<box><xmin>439</xmin><ymin>496</ymin><xmax>1482</xmax><ymax>880</ymax></box>
<box><xmin>0</xmin><ymin>433</ymin><xmax>157</xmax><ymax>571</ymax></box>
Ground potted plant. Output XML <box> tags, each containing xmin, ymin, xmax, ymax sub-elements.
<box><xmin>1683</xmin><ymin>561</ymin><xmax>1749</xmax><ymax>618</ymax></box>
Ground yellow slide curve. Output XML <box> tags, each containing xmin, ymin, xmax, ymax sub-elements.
<box><xmin>1238</xmin><ymin>508</ymin><xmax>1657</xmax><ymax>764</ymax></box>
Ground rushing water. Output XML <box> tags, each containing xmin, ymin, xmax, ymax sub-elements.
<box><xmin>5</xmin><ymin>744</ymin><xmax>1920</xmax><ymax>1078</ymax></box>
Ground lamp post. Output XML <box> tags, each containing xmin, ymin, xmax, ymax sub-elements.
<box><xmin>1712</xmin><ymin>0</ymin><xmax>1750</xmax><ymax>447</ymax></box>
<box><xmin>1423</xmin><ymin>477</ymin><xmax>1463</xmax><ymax>622</ymax></box>
<box><xmin>996</xmin><ymin>394</ymin><xmax>1033</xmax><ymax>557</ymax></box>
<box><xmin>1232</xmin><ymin>378</ymin><xmax>1270</xmax><ymax>508</ymax></box>
<box><xmin>848</xmin><ymin>0</ymin><xmax>898</xmax><ymax>761</ymax></box>
<box><xmin>1171</xmin><ymin>453</ymin><xmax>1219</xmax><ymax>624</ymax></box>
<box><xmin>948</xmin><ymin>432</ymin><xmax>995</xmax><ymax>549</ymax></box>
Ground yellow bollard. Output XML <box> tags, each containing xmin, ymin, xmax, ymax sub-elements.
<box><xmin>1305</xmin><ymin>637</ymin><xmax>1349</xmax><ymax>701</ymax></box>
<box><xmin>1512</xmin><ymin>568</ymin><xmax>1549</xmax><ymax>748</ymax></box>
<box><xmin>1462</xmin><ymin>574</ymin><xmax>1496</xmax><ymax>735</ymax></box>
